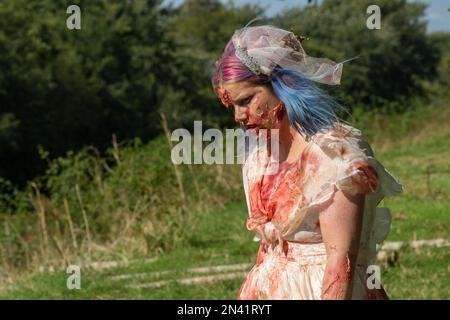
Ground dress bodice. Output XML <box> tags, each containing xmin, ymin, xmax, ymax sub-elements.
<box><xmin>242</xmin><ymin>122</ymin><xmax>404</xmax><ymax>265</ymax></box>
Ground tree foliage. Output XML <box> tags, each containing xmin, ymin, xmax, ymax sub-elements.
<box><xmin>273</xmin><ymin>0</ymin><xmax>440</xmax><ymax>106</ymax></box>
<box><xmin>0</xmin><ymin>0</ymin><xmax>443</xmax><ymax>186</ymax></box>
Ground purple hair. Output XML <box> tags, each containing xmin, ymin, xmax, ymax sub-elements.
<box><xmin>211</xmin><ymin>40</ymin><xmax>269</xmax><ymax>91</ymax></box>
<box><xmin>212</xmin><ymin>39</ymin><xmax>342</xmax><ymax>138</ymax></box>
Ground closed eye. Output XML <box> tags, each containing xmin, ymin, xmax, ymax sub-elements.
<box><xmin>237</xmin><ymin>95</ymin><xmax>253</xmax><ymax>107</ymax></box>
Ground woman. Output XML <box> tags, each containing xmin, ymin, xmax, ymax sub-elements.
<box><xmin>211</xmin><ymin>22</ymin><xmax>404</xmax><ymax>300</ymax></box>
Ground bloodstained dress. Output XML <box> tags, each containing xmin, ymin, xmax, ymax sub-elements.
<box><xmin>237</xmin><ymin>123</ymin><xmax>404</xmax><ymax>300</ymax></box>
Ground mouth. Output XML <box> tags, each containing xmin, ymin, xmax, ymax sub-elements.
<box><xmin>245</xmin><ymin>123</ymin><xmax>259</xmax><ymax>130</ymax></box>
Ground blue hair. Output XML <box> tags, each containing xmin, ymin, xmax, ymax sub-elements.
<box><xmin>270</xmin><ymin>67</ymin><xmax>344</xmax><ymax>139</ymax></box>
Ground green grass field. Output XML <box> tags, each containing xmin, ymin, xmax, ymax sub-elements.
<box><xmin>1</xmin><ymin>96</ymin><xmax>449</xmax><ymax>299</ymax></box>
<box><xmin>1</xmin><ymin>197</ymin><xmax>448</xmax><ymax>299</ymax></box>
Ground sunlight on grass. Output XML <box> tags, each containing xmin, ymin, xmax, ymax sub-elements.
<box><xmin>1</xmin><ymin>94</ymin><xmax>449</xmax><ymax>299</ymax></box>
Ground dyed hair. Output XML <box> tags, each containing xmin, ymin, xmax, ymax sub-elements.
<box><xmin>212</xmin><ymin>40</ymin><xmax>344</xmax><ymax>138</ymax></box>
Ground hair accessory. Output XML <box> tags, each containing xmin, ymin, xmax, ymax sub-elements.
<box><xmin>231</xmin><ymin>22</ymin><xmax>350</xmax><ymax>85</ymax></box>
<box><xmin>235</xmin><ymin>44</ymin><xmax>262</xmax><ymax>75</ymax></box>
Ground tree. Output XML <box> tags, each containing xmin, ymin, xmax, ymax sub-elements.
<box><xmin>272</xmin><ymin>0</ymin><xmax>440</xmax><ymax>107</ymax></box>
<box><xmin>0</xmin><ymin>0</ymin><xmax>182</xmax><ymax>184</ymax></box>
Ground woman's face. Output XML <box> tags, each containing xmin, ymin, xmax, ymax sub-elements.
<box><xmin>221</xmin><ymin>81</ymin><xmax>284</xmax><ymax>130</ymax></box>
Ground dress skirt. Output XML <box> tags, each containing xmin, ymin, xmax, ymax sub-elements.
<box><xmin>237</xmin><ymin>241</ymin><xmax>389</xmax><ymax>300</ymax></box>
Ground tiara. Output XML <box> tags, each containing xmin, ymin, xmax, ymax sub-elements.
<box><xmin>235</xmin><ymin>44</ymin><xmax>262</xmax><ymax>75</ymax></box>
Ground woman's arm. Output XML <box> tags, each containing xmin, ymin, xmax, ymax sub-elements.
<box><xmin>319</xmin><ymin>189</ymin><xmax>365</xmax><ymax>300</ymax></box>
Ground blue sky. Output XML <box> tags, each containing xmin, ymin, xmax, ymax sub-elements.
<box><xmin>164</xmin><ymin>0</ymin><xmax>450</xmax><ymax>33</ymax></box>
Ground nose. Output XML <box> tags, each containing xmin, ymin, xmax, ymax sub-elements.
<box><xmin>234</xmin><ymin>106</ymin><xmax>247</xmax><ymax>124</ymax></box>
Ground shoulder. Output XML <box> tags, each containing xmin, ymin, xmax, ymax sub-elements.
<box><xmin>309</xmin><ymin>122</ymin><xmax>374</xmax><ymax>161</ymax></box>
<box><xmin>306</xmin><ymin>122</ymin><xmax>379</xmax><ymax>196</ymax></box>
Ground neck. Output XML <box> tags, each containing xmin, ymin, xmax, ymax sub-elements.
<box><xmin>276</xmin><ymin>112</ymin><xmax>307</xmax><ymax>162</ymax></box>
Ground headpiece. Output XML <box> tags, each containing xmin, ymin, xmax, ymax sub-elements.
<box><xmin>214</xmin><ymin>19</ymin><xmax>356</xmax><ymax>109</ymax></box>
<box><xmin>229</xmin><ymin>19</ymin><xmax>346</xmax><ymax>86</ymax></box>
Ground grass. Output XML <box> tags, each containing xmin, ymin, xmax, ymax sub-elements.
<box><xmin>0</xmin><ymin>201</ymin><xmax>258</xmax><ymax>299</ymax></box>
<box><xmin>1</xmin><ymin>198</ymin><xmax>448</xmax><ymax>299</ymax></box>
<box><xmin>383</xmin><ymin>246</ymin><xmax>450</xmax><ymax>300</ymax></box>
<box><xmin>377</xmin><ymin>131</ymin><xmax>450</xmax><ymax>242</ymax></box>
<box><xmin>1</xmin><ymin>93</ymin><xmax>449</xmax><ymax>299</ymax></box>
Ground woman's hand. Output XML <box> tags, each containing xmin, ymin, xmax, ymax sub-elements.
<box><xmin>319</xmin><ymin>189</ymin><xmax>365</xmax><ymax>300</ymax></box>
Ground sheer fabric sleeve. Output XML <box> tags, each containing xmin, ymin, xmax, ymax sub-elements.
<box><xmin>308</xmin><ymin>123</ymin><xmax>404</xmax><ymax>265</ymax></box>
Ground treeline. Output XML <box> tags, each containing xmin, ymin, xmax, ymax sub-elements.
<box><xmin>0</xmin><ymin>0</ymin><xmax>447</xmax><ymax>186</ymax></box>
